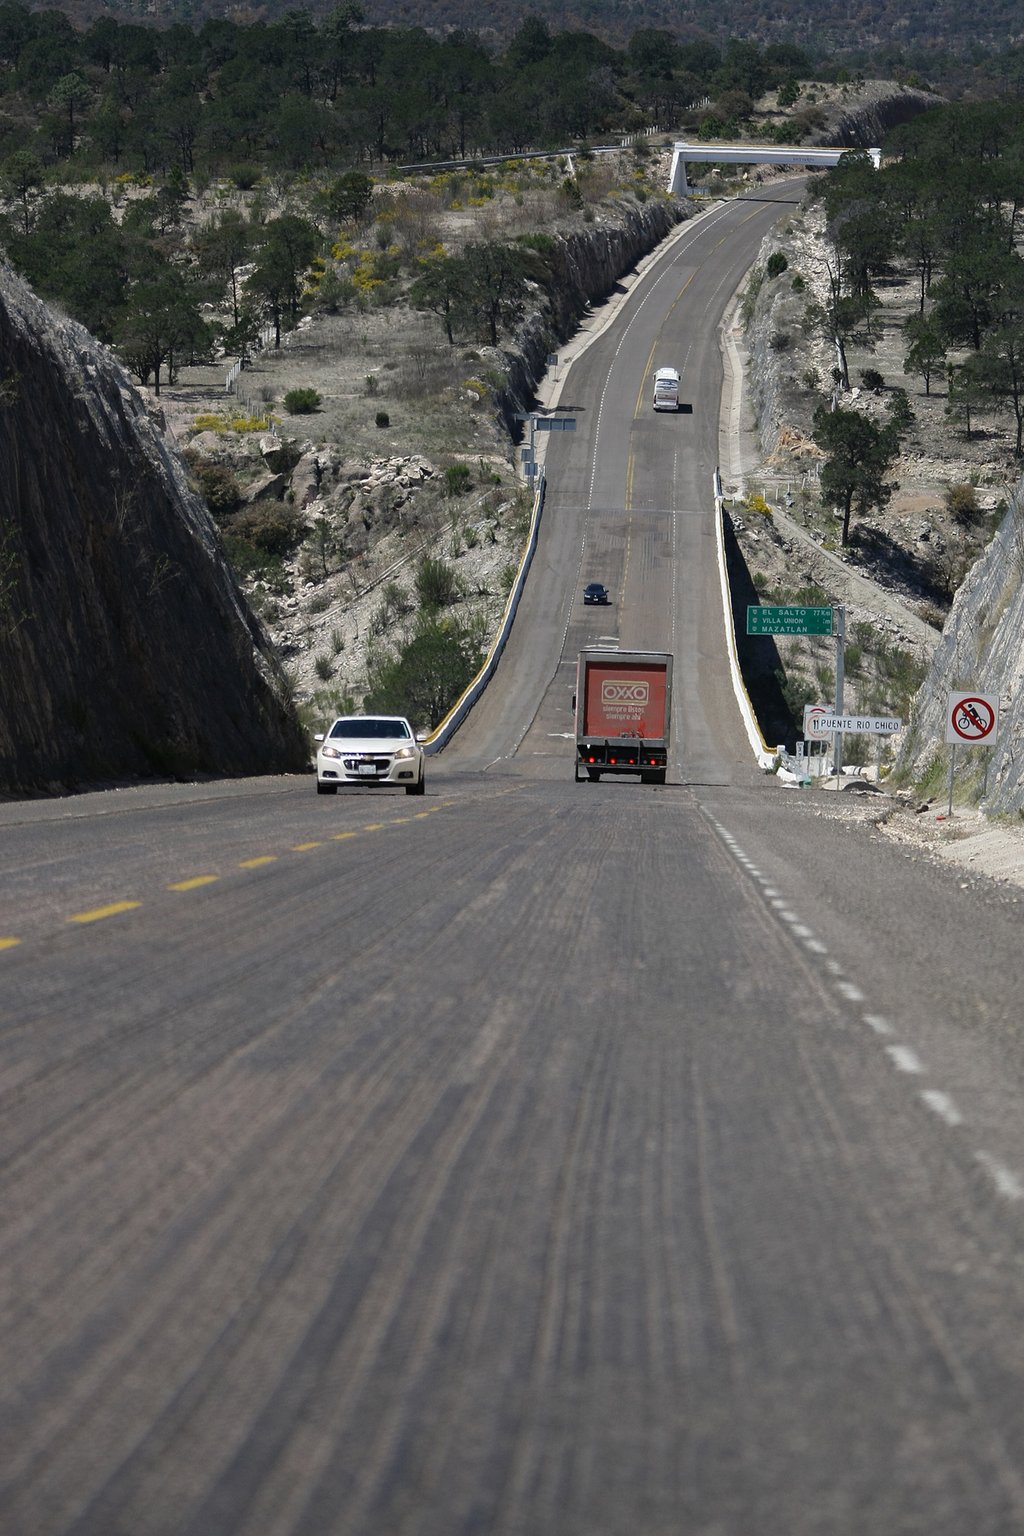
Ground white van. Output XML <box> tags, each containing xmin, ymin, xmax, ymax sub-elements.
<box><xmin>652</xmin><ymin>367</ymin><xmax>680</xmax><ymax>412</ymax></box>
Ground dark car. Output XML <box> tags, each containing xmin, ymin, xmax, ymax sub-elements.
<box><xmin>583</xmin><ymin>582</ymin><xmax>610</xmax><ymax>605</ymax></box>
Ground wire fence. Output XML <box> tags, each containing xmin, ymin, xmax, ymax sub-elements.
<box><xmin>225</xmin><ymin>325</ymin><xmax>280</xmax><ymax>395</ymax></box>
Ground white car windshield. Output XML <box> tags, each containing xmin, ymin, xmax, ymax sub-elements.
<box><xmin>329</xmin><ymin>718</ymin><xmax>410</xmax><ymax>740</ymax></box>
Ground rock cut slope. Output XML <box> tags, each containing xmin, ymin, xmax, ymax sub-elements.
<box><xmin>0</xmin><ymin>263</ymin><xmax>306</xmax><ymax>794</ymax></box>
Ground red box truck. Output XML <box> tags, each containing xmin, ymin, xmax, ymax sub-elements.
<box><xmin>574</xmin><ymin>647</ymin><xmax>672</xmax><ymax>784</ymax></box>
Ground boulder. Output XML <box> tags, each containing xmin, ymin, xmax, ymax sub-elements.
<box><xmin>245</xmin><ymin>471</ymin><xmax>290</xmax><ymax>504</ymax></box>
<box><xmin>291</xmin><ymin>451</ymin><xmax>321</xmax><ymax>508</ymax></box>
<box><xmin>259</xmin><ymin>435</ymin><xmax>299</xmax><ymax>473</ymax></box>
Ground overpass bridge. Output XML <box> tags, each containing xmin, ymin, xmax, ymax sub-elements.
<box><xmin>667</xmin><ymin>142</ymin><xmax>881</xmax><ymax>195</ymax></box>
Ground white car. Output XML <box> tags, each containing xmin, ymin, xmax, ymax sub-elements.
<box><xmin>315</xmin><ymin>715</ymin><xmax>426</xmax><ymax>795</ymax></box>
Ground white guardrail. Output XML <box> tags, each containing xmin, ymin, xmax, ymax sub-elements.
<box><xmin>420</xmin><ymin>470</ymin><xmax>546</xmax><ymax>754</ymax></box>
<box><xmin>712</xmin><ymin>467</ymin><xmax>780</xmax><ymax>772</ymax></box>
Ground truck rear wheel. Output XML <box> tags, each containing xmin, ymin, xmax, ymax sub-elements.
<box><xmin>641</xmin><ymin>770</ymin><xmax>666</xmax><ymax>785</ymax></box>
<box><xmin>587</xmin><ymin>768</ymin><xmax>601</xmax><ymax>782</ymax></box>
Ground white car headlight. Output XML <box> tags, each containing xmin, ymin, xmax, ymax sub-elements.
<box><xmin>393</xmin><ymin>746</ymin><xmax>417</xmax><ymax>759</ymax></box>
<box><xmin>320</xmin><ymin>745</ymin><xmax>343</xmax><ymax>759</ymax></box>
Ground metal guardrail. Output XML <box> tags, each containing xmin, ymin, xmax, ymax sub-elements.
<box><xmin>713</xmin><ymin>466</ymin><xmax>780</xmax><ymax>772</ymax></box>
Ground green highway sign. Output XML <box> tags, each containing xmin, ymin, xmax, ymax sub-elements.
<box><xmin>746</xmin><ymin>604</ymin><xmax>834</xmax><ymax>636</ymax></box>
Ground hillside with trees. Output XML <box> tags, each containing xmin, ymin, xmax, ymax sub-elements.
<box><xmin>7</xmin><ymin>0</ymin><xmax>1022</xmax><ymax>741</ymax></box>
<box><xmin>23</xmin><ymin>0</ymin><xmax>1024</xmax><ymax>92</ymax></box>
<box><xmin>0</xmin><ymin>6</ymin><xmax>826</xmax><ymax>392</ymax></box>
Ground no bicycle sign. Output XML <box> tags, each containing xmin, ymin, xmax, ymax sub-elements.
<box><xmin>945</xmin><ymin>691</ymin><xmax>999</xmax><ymax>745</ymax></box>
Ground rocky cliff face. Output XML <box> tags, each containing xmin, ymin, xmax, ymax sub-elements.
<box><xmin>497</xmin><ymin>198</ymin><xmax>686</xmax><ymax>432</ymax></box>
<box><xmin>811</xmin><ymin>82</ymin><xmax>944</xmax><ymax>151</ymax></box>
<box><xmin>0</xmin><ymin>263</ymin><xmax>307</xmax><ymax>795</ymax></box>
<box><xmin>737</xmin><ymin>195</ymin><xmax>1024</xmax><ymax>814</ymax></box>
<box><xmin>898</xmin><ymin>491</ymin><xmax>1024</xmax><ymax>815</ymax></box>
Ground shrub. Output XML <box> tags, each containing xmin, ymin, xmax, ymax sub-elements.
<box><xmin>766</xmin><ymin>251</ymin><xmax>789</xmax><ymax>278</ymax></box>
<box><xmin>228</xmin><ymin>165</ymin><xmax>261</xmax><ymax>190</ymax></box>
<box><xmin>228</xmin><ymin>503</ymin><xmax>306</xmax><ymax>557</ymax></box>
<box><xmin>227</xmin><ymin>413</ymin><xmax>272</xmax><ymax>433</ymax></box>
<box><xmin>770</xmin><ymin>330</ymin><xmax>792</xmax><ymax>352</ymax></box>
<box><xmin>191</xmin><ymin>413</ymin><xmax>227</xmax><ymax>434</ymax></box>
<box><xmin>283</xmin><ymin>386</ymin><xmax>321</xmax><ymax>415</ymax></box>
<box><xmin>860</xmin><ymin>368</ymin><xmax>885</xmax><ymax>393</ymax></box>
<box><xmin>945</xmin><ymin>481</ymin><xmax>982</xmax><ymax>527</ymax></box>
<box><xmin>220</xmin><ymin>534</ymin><xmax>289</xmax><ymax>586</ymax></box>
<box><xmin>314</xmin><ymin>652</ymin><xmax>334</xmax><ymax>681</ymax></box>
<box><xmin>363</xmin><ymin>612</ymin><xmax>483</xmax><ymax>728</ymax></box>
<box><xmin>375</xmin><ymin>409</ymin><xmax>390</xmax><ymax>427</ymax></box>
<box><xmin>444</xmin><ymin>462</ymin><xmax>473</xmax><ymax>496</ymax></box>
<box><xmin>887</xmin><ymin>388</ymin><xmax>915</xmax><ymax>433</ymax></box>
<box><xmin>185</xmin><ymin>455</ymin><xmax>243</xmax><ymax>517</ymax></box>
<box><xmin>312</xmin><ymin>269</ymin><xmax>356</xmax><ymax>313</ymax></box>
<box><xmin>776</xmin><ymin>668</ymin><xmax>817</xmax><ymax>719</ymax></box>
<box><xmin>416</xmin><ymin>555</ymin><xmax>460</xmax><ymax>609</ymax></box>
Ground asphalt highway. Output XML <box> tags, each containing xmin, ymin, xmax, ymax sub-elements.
<box><xmin>5</xmin><ymin>187</ymin><xmax>1024</xmax><ymax>1536</ymax></box>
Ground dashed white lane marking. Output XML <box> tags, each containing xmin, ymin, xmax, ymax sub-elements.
<box><xmin>704</xmin><ymin>811</ymin><xmax>1024</xmax><ymax>1204</ymax></box>
<box><xmin>975</xmin><ymin>1153</ymin><xmax>1024</xmax><ymax>1201</ymax></box>
<box><xmin>887</xmin><ymin>1045</ymin><xmax>926</xmax><ymax>1075</ymax></box>
<box><xmin>921</xmin><ymin>1090</ymin><xmax>965</xmax><ymax>1127</ymax></box>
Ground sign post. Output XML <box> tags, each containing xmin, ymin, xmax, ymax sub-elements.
<box><xmin>514</xmin><ymin>410</ymin><xmax>577</xmax><ymax>486</ymax></box>
<box><xmin>833</xmin><ymin>604</ymin><xmax>846</xmax><ymax>788</ymax></box>
<box><xmin>944</xmin><ymin>691</ymin><xmax>999</xmax><ymax>817</ymax></box>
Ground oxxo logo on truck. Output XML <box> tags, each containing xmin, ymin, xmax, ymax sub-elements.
<box><xmin>601</xmin><ymin>680</ymin><xmax>650</xmax><ymax>705</ymax></box>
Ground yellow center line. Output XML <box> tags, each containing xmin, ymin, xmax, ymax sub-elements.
<box><xmin>68</xmin><ymin>900</ymin><xmax>141</xmax><ymax>925</ymax></box>
<box><xmin>12</xmin><ymin>803</ymin><xmax>448</xmax><ymax>949</ymax></box>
